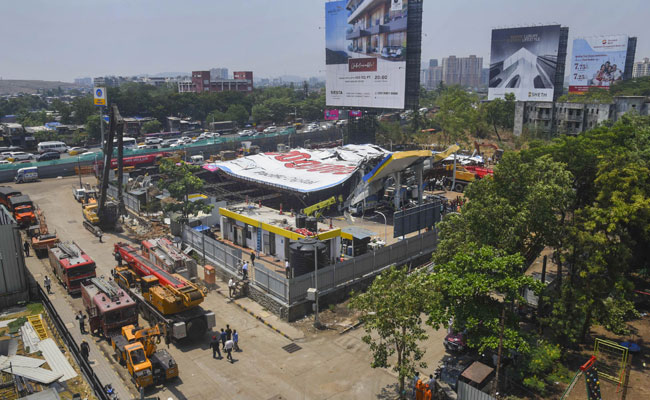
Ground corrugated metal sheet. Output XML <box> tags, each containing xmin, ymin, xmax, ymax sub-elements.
<box><xmin>20</xmin><ymin>322</ymin><xmax>41</xmax><ymax>353</ymax></box>
<box><xmin>20</xmin><ymin>388</ymin><xmax>61</xmax><ymax>400</ymax></box>
<box><xmin>0</xmin><ymin>364</ymin><xmax>63</xmax><ymax>384</ymax></box>
<box><xmin>0</xmin><ymin>205</ymin><xmax>29</xmax><ymax>299</ymax></box>
<box><xmin>457</xmin><ymin>381</ymin><xmax>495</xmax><ymax>400</ymax></box>
<box><xmin>0</xmin><ymin>355</ymin><xmax>46</xmax><ymax>368</ymax></box>
<box><xmin>38</xmin><ymin>338</ymin><xmax>77</xmax><ymax>382</ymax></box>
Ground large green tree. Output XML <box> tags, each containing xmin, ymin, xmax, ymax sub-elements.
<box><xmin>433</xmin><ymin>87</ymin><xmax>481</xmax><ymax>144</ymax></box>
<box><xmin>158</xmin><ymin>159</ymin><xmax>213</xmax><ymax>220</ymax></box>
<box><xmin>350</xmin><ymin>266</ymin><xmax>431</xmax><ymax>399</ymax></box>
<box><xmin>483</xmin><ymin>93</ymin><xmax>515</xmax><ymax>141</ymax></box>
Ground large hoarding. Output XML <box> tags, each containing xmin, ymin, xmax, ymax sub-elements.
<box><xmin>326</xmin><ymin>0</ymin><xmax>409</xmax><ymax>109</ymax></box>
<box><xmin>568</xmin><ymin>35</ymin><xmax>628</xmax><ymax>94</ymax></box>
<box><xmin>488</xmin><ymin>25</ymin><xmax>561</xmax><ymax>102</ymax></box>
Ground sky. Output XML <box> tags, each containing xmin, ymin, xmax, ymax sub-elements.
<box><xmin>1</xmin><ymin>0</ymin><xmax>649</xmax><ymax>82</ymax></box>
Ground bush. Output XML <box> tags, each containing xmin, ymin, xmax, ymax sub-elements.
<box><xmin>523</xmin><ymin>376</ymin><xmax>546</xmax><ymax>394</ymax></box>
<box><xmin>527</xmin><ymin>340</ymin><xmax>561</xmax><ymax>375</ymax></box>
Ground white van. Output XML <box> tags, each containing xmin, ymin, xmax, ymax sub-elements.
<box><xmin>15</xmin><ymin>167</ymin><xmax>38</xmax><ymax>183</ymax></box>
<box><xmin>37</xmin><ymin>141</ymin><xmax>68</xmax><ymax>153</ymax></box>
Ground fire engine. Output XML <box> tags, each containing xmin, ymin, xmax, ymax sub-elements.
<box><xmin>48</xmin><ymin>242</ymin><xmax>97</xmax><ymax>294</ymax></box>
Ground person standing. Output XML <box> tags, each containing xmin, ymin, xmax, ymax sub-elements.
<box><xmin>220</xmin><ymin>328</ymin><xmax>227</xmax><ymax>350</ymax></box>
<box><xmin>250</xmin><ymin>250</ymin><xmax>256</xmax><ymax>266</ymax></box>
<box><xmin>233</xmin><ymin>329</ymin><xmax>240</xmax><ymax>351</ymax></box>
<box><xmin>427</xmin><ymin>374</ymin><xmax>436</xmax><ymax>394</ymax></box>
<box><xmin>224</xmin><ymin>338</ymin><xmax>234</xmax><ymax>362</ymax></box>
<box><xmin>285</xmin><ymin>260</ymin><xmax>291</xmax><ymax>279</ymax></box>
<box><xmin>242</xmin><ymin>261</ymin><xmax>248</xmax><ymax>280</ymax></box>
<box><xmin>412</xmin><ymin>372</ymin><xmax>420</xmax><ymax>399</ymax></box>
<box><xmin>44</xmin><ymin>275</ymin><xmax>52</xmax><ymax>294</ymax></box>
<box><xmin>228</xmin><ymin>278</ymin><xmax>235</xmax><ymax>298</ymax></box>
<box><xmin>225</xmin><ymin>325</ymin><xmax>232</xmax><ymax>341</ymax></box>
<box><xmin>80</xmin><ymin>340</ymin><xmax>90</xmax><ymax>363</ymax></box>
<box><xmin>210</xmin><ymin>335</ymin><xmax>222</xmax><ymax>359</ymax></box>
<box><xmin>76</xmin><ymin>311</ymin><xmax>87</xmax><ymax>334</ymax></box>
<box><xmin>23</xmin><ymin>241</ymin><xmax>30</xmax><ymax>257</ymax></box>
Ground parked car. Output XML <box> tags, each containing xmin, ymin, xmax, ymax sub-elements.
<box><xmin>36</xmin><ymin>151</ymin><xmax>61</xmax><ymax>161</ymax></box>
<box><xmin>6</xmin><ymin>152</ymin><xmax>34</xmax><ymax>162</ymax></box>
<box><xmin>238</xmin><ymin>130</ymin><xmax>254</xmax><ymax>137</ymax></box>
<box><xmin>145</xmin><ymin>137</ymin><xmax>163</xmax><ymax>145</ymax></box>
<box><xmin>161</xmin><ymin>139</ymin><xmax>180</xmax><ymax>148</ymax></box>
<box><xmin>444</xmin><ymin>332</ymin><xmax>466</xmax><ymax>352</ymax></box>
<box><xmin>263</xmin><ymin>126</ymin><xmax>277</xmax><ymax>134</ymax></box>
<box><xmin>72</xmin><ymin>188</ymin><xmax>86</xmax><ymax>202</ymax></box>
<box><xmin>68</xmin><ymin>147</ymin><xmax>87</xmax><ymax>155</ymax></box>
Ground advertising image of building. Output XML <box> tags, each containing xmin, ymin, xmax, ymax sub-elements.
<box><xmin>633</xmin><ymin>57</ymin><xmax>650</xmax><ymax>78</ymax></box>
<box><xmin>442</xmin><ymin>55</ymin><xmax>482</xmax><ymax>87</ymax></box>
<box><xmin>325</xmin><ymin>0</ymin><xmax>422</xmax><ymax>110</ymax></box>
<box><xmin>568</xmin><ymin>35</ymin><xmax>636</xmax><ymax>94</ymax></box>
<box><xmin>210</xmin><ymin>67</ymin><xmax>229</xmax><ymax>80</ymax></box>
<box><xmin>178</xmin><ymin>70</ymin><xmax>253</xmax><ymax>93</ymax></box>
<box><xmin>488</xmin><ymin>25</ymin><xmax>569</xmax><ymax>102</ymax></box>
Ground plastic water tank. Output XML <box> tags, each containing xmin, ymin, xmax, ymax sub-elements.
<box><xmin>295</xmin><ymin>214</ymin><xmax>307</xmax><ymax>228</ymax></box>
<box><xmin>289</xmin><ymin>238</ymin><xmax>328</xmax><ymax>277</ymax></box>
<box><xmin>305</xmin><ymin>217</ymin><xmax>318</xmax><ymax>232</ymax></box>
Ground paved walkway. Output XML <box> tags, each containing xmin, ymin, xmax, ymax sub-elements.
<box><xmin>24</xmin><ymin>254</ymin><xmax>134</xmax><ymax>400</ymax></box>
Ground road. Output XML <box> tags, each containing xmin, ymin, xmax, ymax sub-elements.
<box><xmin>15</xmin><ymin>175</ymin><xmax>448</xmax><ymax>399</ymax></box>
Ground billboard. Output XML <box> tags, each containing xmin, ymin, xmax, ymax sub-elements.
<box><xmin>349</xmin><ymin>110</ymin><xmax>362</xmax><ymax>117</ymax></box>
<box><xmin>326</xmin><ymin>0</ymin><xmax>409</xmax><ymax>109</ymax></box>
<box><xmin>324</xmin><ymin>109</ymin><xmax>339</xmax><ymax>120</ymax></box>
<box><xmin>488</xmin><ymin>25</ymin><xmax>561</xmax><ymax>101</ymax></box>
<box><xmin>568</xmin><ymin>35</ymin><xmax>629</xmax><ymax>93</ymax></box>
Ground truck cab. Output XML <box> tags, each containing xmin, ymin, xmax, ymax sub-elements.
<box><xmin>15</xmin><ymin>167</ymin><xmax>38</xmax><ymax>183</ymax></box>
<box><xmin>9</xmin><ymin>194</ymin><xmax>36</xmax><ymax>227</ymax></box>
<box><xmin>126</xmin><ymin>343</ymin><xmax>154</xmax><ymax>389</ymax></box>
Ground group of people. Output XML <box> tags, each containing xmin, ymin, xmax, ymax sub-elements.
<box><xmin>591</xmin><ymin>61</ymin><xmax>623</xmax><ymax>86</ymax></box>
<box><xmin>412</xmin><ymin>372</ymin><xmax>437</xmax><ymax>400</ymax></box>
<box><xmin>210</xmin><ymin>324</ymin><xmax>241</xmax><ymax>363</ymax></box>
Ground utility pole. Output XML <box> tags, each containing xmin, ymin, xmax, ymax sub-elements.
<box><xmin>451</xmin><ymin>151</ymin><xmax>457</xmax><ymax>192</ymax></box>
<box><xmin>494</xmin><ymin>307</ymin><xmax>506</xmax><ymax>397</ymax></box>
<box><xmin>99</xmin><ymin>106</ymin><xmax>105</xmax><ymax>148</ymax></box>
<box><xmin>115</xmin><ymin>105</ymin><xmax>124</xmax><ymax>218</ymax></box>
<box><xmin>313</xmin><ymin>238</ymin><xmax>321</xmax><ymax>329</ymax></box>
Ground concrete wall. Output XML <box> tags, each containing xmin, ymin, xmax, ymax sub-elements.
<box><xmin>0</xmin><ymin>206</ymin><xmax>30</xmax><ymax>308</ymax></box>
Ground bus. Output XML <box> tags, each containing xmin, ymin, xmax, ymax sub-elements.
<box><xmin>37</xmin><ymin>141</ymin><xmax>68</xmax><ymax>153</ymax></box>
<box><xmin>111</xmin><ymin>137</ymin><xmax>137</xmax><ymax>149</ymax></box>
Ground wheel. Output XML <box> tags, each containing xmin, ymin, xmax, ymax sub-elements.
<box><xmin>454</xmin><ymin>183</ymin><xmax>465</xmax><ymax>192</ymax></box>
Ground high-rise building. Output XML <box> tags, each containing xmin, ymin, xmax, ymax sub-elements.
<box><xmin>429</xmin><ymin>59</ymin><xmax>438</xmax><ymax>68</ymax></box>
<box><xmin>633</xmin><ymin>58</ymin><xmax>650</xmax><ymax>78</ymax></box>
<box><xmin>442</xmin><ymin>56</ymin><xmax>460</xmax><ymax>85</ymax></box>
<box><xmin>210</xmin><ymin>68</ymin><xmax>229</xmax><ymax>80</ymax></box>
<box><xmin>441</xmin><ymin>55</ymin><xmax>482</xmax><ymax>87</ymax></box>
<box><xmin>480</xmin><ymin>68</ymin><xmax>490</xmax><ymax>87</ymax></box>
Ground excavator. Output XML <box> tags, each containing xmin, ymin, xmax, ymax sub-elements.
<box><xmin>113</xmin><ymin>242</ymin><xmax>215</xmax><ymax>342</ymax></box>
<box><xmin>28</xmin><ymin>207</ymin><xmax>59</xmax><ymax>257</ymax></box>
<box><xmin>112</xmin><ymin>323</ymin><xmax>178</xmax><ymax>389</ymax></box>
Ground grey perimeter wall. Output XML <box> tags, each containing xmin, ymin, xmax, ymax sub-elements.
<box><xmin>0</xmin><ymin>206</ymin><xmax>30</xmax><ymax>308</ymax></box>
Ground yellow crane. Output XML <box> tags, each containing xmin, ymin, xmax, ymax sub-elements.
<box><xmin>302</xmin><ymin>195</ymin><xmax>343</xmax><ymax>219</ymax></box>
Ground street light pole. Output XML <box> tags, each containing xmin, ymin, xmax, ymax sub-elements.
<box><xmin>375</xmin><ymin>211</ymin><xmax>387</xmax><ymax>244</ymax></box>
<box><xmin>314</xmin><ymin>238</ymin><xmax>320</xmax><ymax>329</ymax></box>
<box><xmin>77</xmin><ymin>155</ymin><xmax>82</xmax><ymax>188</ymax></box>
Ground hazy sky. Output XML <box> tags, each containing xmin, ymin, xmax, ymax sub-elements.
<box><xmin>1</xmin><ymin>0</ymin><xmax>648</xmax><ymax>82</ymax></box>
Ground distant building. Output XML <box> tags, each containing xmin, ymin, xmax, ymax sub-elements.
<box><xmin>178</xmin><ymin>71</ymin><xmax>253</xmax><ymax>94</ymax></box>
<box><xmin>480</xmin><ymin>68</ymin><xmax>490</xmax><ymax>87</ymax></box>
<box><xmin>633</xmin><ymin>58</ymin><xmax>650</xmax><ymax>78</ymax></box>
<box><xmin>513</xmin><ymin>96</ymin><xmax>650</xmax><ymax>136</ymax></box>
<box><xmin>429</xmin><ymin>59</ymin><xmax>438</xmax><ymax>68</ymax></box>
<box><xmin>210</xmin><ymin>68</ymin><xmax>229</xmax><ymax>80</ymax></box>
<box><xmin>74</xmin><ymin>77</ymin><xmax>92</xmax><ymax>87</ymax></box>
<box><xmin>442</xmin><ymin>55</ymin><xmax>482</xmax><ymax>87</ymax></box>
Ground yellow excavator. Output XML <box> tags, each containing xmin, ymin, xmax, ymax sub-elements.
<box><xmin>302</xmin><ymin>195</ymin><xmax>343</xmax><ymax>219</ymax></box>
<box><xmin>112</xmin><ymin>324</ymin><xmax>178</xmax><ymax>389</ymax></box>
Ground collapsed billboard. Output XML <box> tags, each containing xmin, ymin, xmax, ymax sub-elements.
<box><xmin>488</xmin><ymin>25</ymin><xmax>561</xmax><ymax>102</ymax></box>
<box><xmin>203</xmin><ymin>145</ymin><xmax>389</xmax><ymax>193</ymax></box>
<box><xmin>568</xmin><ymin>35</ymin><xmax>628</xmax><ymax>93</ymax></box>
<box><xmin>326</xmin><ymin>0</ymin><xmax>408</xmax><ymax>109</ymax></box>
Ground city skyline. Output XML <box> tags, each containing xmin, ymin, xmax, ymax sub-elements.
<box><xmin>1</xmin><ymin>0</ymin><xmax>649</xmax><ymax>82</ymax></box>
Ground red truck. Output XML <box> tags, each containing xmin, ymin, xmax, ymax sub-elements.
<box><xmin>81</xmin><ymin>277</ymin><xmax>138</xmax><ymax>337</ymax></box>
<box><xmin>48</xmin><ymin>242</ymin><xmax>97</xmax><ymax>294</ymax></box>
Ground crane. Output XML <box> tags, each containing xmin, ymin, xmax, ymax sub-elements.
<box><xmin>302</xmin><ymin>195</ymin><xmax>343</xmax><ymax>219</ymax></box>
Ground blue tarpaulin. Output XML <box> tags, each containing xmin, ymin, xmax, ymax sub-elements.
<box><xmin>193</xmin><ymin>225</ymin><xmax>210</xmax><ymax>232</ymax></box>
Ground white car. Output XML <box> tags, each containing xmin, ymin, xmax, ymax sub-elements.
<box><xmin>238</xmin><ymin>130</ymin><xmax>254</xmax><ymax>137</ymax></box>
<box><xmin>180</xmin><ymin>137</ymin><xmax>192</xmax><ymax>144</ymax></box>
<box><xmin>263</xmin><ymin>126</ymin><xmax>277</xmax><ymax>134</ymax></box>
<box><xmin>6</xmin><ymin>152</ymin><xmax>34</xmax><ymax>162</ymax></box>
<box><xmin>162</xmin><ymin>139</ymin><xmax>180</xmax><ymax>147</ymax></box>
<box><xmin>145</xmin><ymin>137</ymin><xmax>163</xmax><ymax>145</ymax></box>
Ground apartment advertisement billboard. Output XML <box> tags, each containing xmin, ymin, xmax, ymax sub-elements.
<box><xmin>326</xmin><ymin>0</ymin><xmax>408</xmax><ymax>109</ymax></box>
<box><xmin>568</xmin><ymin>35</ymin><xmax>628</xmax><ymax>93</ymax></box>
<box><xmin>488</xmin><ymin>25</ymin><xmax>561</xmax><ymax>102</ymax></box>
<box><xmin>324</xmin><ymin>109</ymin><xmax>339</xmax><ymax>120</ymax></box>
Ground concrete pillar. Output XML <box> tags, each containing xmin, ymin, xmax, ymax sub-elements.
<box><xmin>393</xmin><ymin>172</ymin><xmax>401</xmax><ymax>210</ymax></box>
<box><xmin>416</xmin><ymin>163</ymin><xmax>423</xmax><ymax>205</ymax></box>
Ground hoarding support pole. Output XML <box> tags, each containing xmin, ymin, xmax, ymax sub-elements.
<box><xmin>314</xmin><ymin>242</ymin><xmax>320</xmax><ymax>329</ymax></box>
<box><xmin>99</xmin><ymin>106</ymin><xmax>105</xmax><ymax>151</ymax></box>
<box><xmin>451</xmin><ymin>152</ymin><xmax>457</xmax><ymax>192</ymax></box>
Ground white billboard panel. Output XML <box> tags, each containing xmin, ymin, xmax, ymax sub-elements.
<box><xmin>488</xmin><ymin>25</ymin><xmax>561</xmax><ymax>102</ymax></box>
<box><xmin>326</xmin><ymin>0</ymin><xmax>408</xmax><ymax>109</ymax></box>
<box><xmin>568</xmin><ymin>35</ymin><xmax>628</xmax><ymax>93</ymax></box>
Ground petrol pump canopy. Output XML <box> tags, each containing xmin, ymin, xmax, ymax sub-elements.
<box><xmin>203</xmin><ymin>144</ymin><xmax>390</xmax><ymax>193</ymax></box>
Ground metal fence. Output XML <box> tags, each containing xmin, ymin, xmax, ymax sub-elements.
<box><xmin>457</xmin><ymin>382</ymin><xmax>495</xmax><ymax>400</ymax></box>
<box><xmin>253</xmin><ymin>262</ymin><xmax>289</xmax><ymax>301</ymax></box>
<box><xmin>181</xmin><ymin>224</ymin><xmax>242</xmax><ymax>275</ymax></box>
<box><xmin>107</xmin><ymin>184</ymin><xmax>141</xmax><ymax>213</ymax></box>
<box><xmin>288</xmin><ymin>230</ymin><xmax>437</xmax><ymax>304</ymax></box>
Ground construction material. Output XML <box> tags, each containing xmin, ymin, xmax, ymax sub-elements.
<box><xmin>0</xmin><ymin>338</ymin><xmax>18</xmax><ymax>356</ymax></box>
<box><xmin>38</xmin><ymin>338</ymin><xmax>77</xmax><ymax>382</ymax></box>
<box><xmin>26</xmin><ymin>315</ymin><xmax>48</xmax><ymax>340</ymax></box>
<box><xmin>0</xmin><ymin>355</ymin><xmax>46</xmax><ymax>369</ymax></box>
<box><xmin>0</xmin><ymin>364</ymin><xmax>62</xmax><ymax>385</ymax></box>
<box><xmin>20</xmin><ymin>322</ymin><xmax>41</xmax><ymax>353</ymax></box>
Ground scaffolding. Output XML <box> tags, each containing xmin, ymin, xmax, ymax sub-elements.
<box><xmin>405</xmin><ymin>0</ymin><xmax>424</xmax><ymax>110</ymax></box>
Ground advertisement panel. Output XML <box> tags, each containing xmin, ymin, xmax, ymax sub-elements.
<box><xmin>349</xmin><ymin>110</ymin><xmax>362</xmax><ymax>117</ymax></box>
<box><xmin>93</xmin><ymin>87</ymin><xmax>106</xmax><ymax>106</ymax></box>
<box><xmin>324</xmin><ymin>109</ymin><xmax>339</xmax><ymax>120</ymax></box>
<box><xmin>203</xmin><ymin>145</ymin><xmax>388</xmax><ymax>193</ymax></box>
<box><xmin>326</xmin><ymin>0</ymin><xmax>408</xmax><ymax>109</ymax></box>
<box><xmin>488</xmin><ymin>25</ymin><xmax>561</xmax><ymax>102</ymax></box>
<box><xmin>568</xmin><ymin>35</ymin><xmax>628</xmax><ymax>93</ymax></box>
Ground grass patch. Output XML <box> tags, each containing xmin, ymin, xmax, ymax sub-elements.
<box><xmin>26</xmin><ymin>302</ymin><xmax>44</xmax><ymax>315</ymax></box>
<box><xmin>8</xmin><ymin>317</ymin><xmax>27</xmax><ymax>334</ymax></box>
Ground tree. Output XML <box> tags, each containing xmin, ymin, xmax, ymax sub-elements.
<box><xmin>426</xmin><ymin>244</ymin><xmax>543</xmax><ymax>355</ymax></box>
<box><xmin>251</xmin><ymin>103</ymin><xmax>272</xmax><ymax>123</ymax></box>
<box><xmin>349</xmin><ymin>266</ymin><xmax>431</xmax><ymax>398</ymax></box>
<box><xmin>484</xmin><ymin>93</ymin><xmax>515</xmax><ymax>141</ymax></box>
<box><xmin>157</xmin><ymin>159</ymin><xmax>213</xmax><ymax>220</ymax></box>
<box><xmin>433</xmin><ymin>87</ymin><xmax>480</xmax><ymax>144</ymax></box>
<box><xmin>85</xmin><ymin>114</ymin><xmax>102</xmax><ymax>142</ymax></box>
<box><xmin>224</xmin><ymin>104</ymin><xmax>249</xmax><ymax>126</ymax></box>
<box><xmin>142</xmin><ymin>120</ymin><xmax>162</xmax><ymax>134</ymax></box>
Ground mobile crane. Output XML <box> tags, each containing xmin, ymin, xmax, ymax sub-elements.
<box><xmin>112</xmin><ymin>323</ymin><xmax>178</xmax><ymax>389</ymax></box>
<box><xmin>302</xmin><ymin>195</ymin><xmax>343</xmax><ymax>219</ymax></box>
<box><xmin>112</xmin><ymin>242</ymin><xmax>215</xmax><ymax>342</ymax></box>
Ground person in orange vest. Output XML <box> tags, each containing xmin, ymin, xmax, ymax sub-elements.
<box><xmin>415</xmin><ymin>378</ymin><xmax>424</xmax><ymax>400</ymax></box>
<box><xmin>423</xmin><ymin>383</ymin><xmax>432</xmax><ymax>400</ymax></box>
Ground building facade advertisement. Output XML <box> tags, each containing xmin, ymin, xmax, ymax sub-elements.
<box><xmin>203</xmin><ymin>145</ymin><xmax>388</xmax><ymax>193</ymax></box>
<box><xmin>349</xmin><ymin>110</ymin><xmax>362</xmax><ymax>117</ymax></box>
<box><xmin>326</xmin><ymin>0</ymin><xmax>408</xmax><ymax>109</ymax></box>
<box><xmin>568</xmin><ymin>35</ymin><xmax>628</xmax><ymax>93</ymax></box>
<box><xmin>324</xmin><ymin>109</ymin><xmax>340</xmax><ymax>120</ymax></box>
<box><xmin>488</xmin><ymin>25</ymin><xmax>561</xmax><ymax>102</ymax></box>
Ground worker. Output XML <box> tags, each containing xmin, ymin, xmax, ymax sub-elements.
<box><xmin>427</xmin><ymin>374</ymin><xmax>436</xmax><ymax>392</ymax></box>
<box><xmin>228</xmin><ymin>277</ymin><xmax>235</xmax><ymax>298</ymax></box>
<box><xmin>423</xmin><ymin>384</ymin><xmax>432</xmax><ymax>400</ymax></box>
<box><xmin>80</xmin><ymin>340</ymin><xmax>90</xmax><ymax>363</ymax></box>
<box><xmin>225</xmin><ymin>325</ymin><xmax>232</xmax><ymax>341</ymax></box>
<box><xmin>250</xmin><ymin>250</ymin><xmax>256</xmax><ymax>266</ymax></box>
<box><xmin>224</xmin><ymin>338</ymin><xmax>234</xmax><ymax>363</ymax></box>
<box><xmin>242</xmin><ymin>261</ymin><xmax>249</xmax><ymax>280</ymax></box>
<box><xmin>220</xmin><ymin>328</ymin><xmax>227</xmax><ymax>350</ymax></box>
<box><xmin>412</xmin><ymin>372</ymin><xmax>420</xmax><ymax>399</ymax></box>
<box><xmin>210</xmin><ymin>335</ymin><xmax>222</xmax><ymax>359</ymax></box>
<box><xmin>23</xmin><ymin>241</ymin><xmax>30</xmax><ymax>257</ymax></box>
<box><xmin>233</xmin><ymin>329</ymin><xmax>240</xmax><ymax>351</ymax></box>
<box><xmin>285</xmin><ymin>260</ymin><xmax>291</xmax><ymax>279</ymax></box>
<box><xmin>44</xmin><ymin>275</ymin><xmax>52</xmax><ymax>294</ymax></box>
<box><xmin>76</xmin><ymin>311</ymin><xmax>87</xmax><ymax>334</ymax></box>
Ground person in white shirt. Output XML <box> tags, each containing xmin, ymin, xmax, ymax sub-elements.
<box><xmin>228</xmin><ymin>278</ymin><xmax>235</xmax><ymax>298</ymax></box>
<box><xmin>224</xmin><ymin>339</ymin><xmax>235</xmax><ymax>362</ymax></box>
<box><xmin>285</xmin><ymin>260</ymin><xmax>291</xmax><ymax>279</ymax></box>
<box><xmin>242</xmin><ymin>261</ymin><xmax>249</xmax><ymax>280</ymax></box>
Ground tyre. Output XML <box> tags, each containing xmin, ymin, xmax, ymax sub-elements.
<box><xmin>454</xmin><ymin>183</ymin><xmax>465</xmax><ymax>192</ymax></box>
